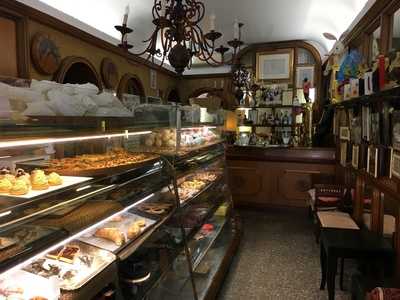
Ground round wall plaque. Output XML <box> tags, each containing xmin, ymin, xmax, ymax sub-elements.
<box><xmin>31</xmin><ymin>33</ymin><xmax>61</xmax><ymax>75</ymax></box>
<box><xmin>101</xmin><ymin>58</ymin><xmax>119</xmax><ymax>89</ymax></box>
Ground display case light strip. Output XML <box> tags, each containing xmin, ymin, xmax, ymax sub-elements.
<box><xmin>0</xmin><ymin>131</ymin><xmax>152</xmax><ymax>149</ymax></box>
<box><xmin>0</xmin><ymin>193</ymin><xmax>155</xmax><ymax>279</ymax></box>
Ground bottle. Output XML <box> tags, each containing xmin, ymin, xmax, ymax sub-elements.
<box><xmin>282</xmin><ymin>112</ymin><xmax>289</xmax><ymax>125</ymax></box>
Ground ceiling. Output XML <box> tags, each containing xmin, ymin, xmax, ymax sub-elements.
<box><xmin>20</xmin><ymin>0</ymin><xmax>371</xmax><ymax>71</ymax></box>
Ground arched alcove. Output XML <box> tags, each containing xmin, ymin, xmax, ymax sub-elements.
<box><xmin>54</xmin><ymin>56</ymin><xmax>103</xmax><ymax>89</ymax></box>
<box><xmin>117</xmin><ymin>73</ymin><xmax>145</xmax><ymax>99</ymax></box>
<box><xmin>166</xmin><ymin>88</ymin><xmax>180</xmax><ymax>103</ymax></box>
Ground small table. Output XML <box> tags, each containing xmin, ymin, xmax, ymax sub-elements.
<box><xmin>320</xmin><ymin>228</ymin><xmax>394</xmax><ymax>300</ymax></box>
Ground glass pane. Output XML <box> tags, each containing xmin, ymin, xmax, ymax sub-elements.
<box><xmin>392</xmin><ymin>9</ymin><xmax>400</xmax><ymax>51</ymax></box>
<box><xmin>297</xmin><ymin>48</ymin><xmax>316</xmax><ymax>65</ymax></box>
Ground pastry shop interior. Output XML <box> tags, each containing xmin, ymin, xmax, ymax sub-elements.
<box><xmin>2</xmin><ymin>0</ymin><xmax>400</xmax><ymax>299</ymax></box>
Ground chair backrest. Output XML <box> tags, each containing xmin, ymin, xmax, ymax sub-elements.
<box><xmin>314</xmin><ymin>184</ymin><xmax>345</xmax><ymax>209</ymax></box>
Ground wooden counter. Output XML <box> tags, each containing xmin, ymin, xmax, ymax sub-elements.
<box><xmin>226</xmin><ymin>146</ymin><xmax>336</xmax><ymax>208</ymax></box>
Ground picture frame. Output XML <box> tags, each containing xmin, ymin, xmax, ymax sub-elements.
<box><xmin>256</xmin><ymin>49</ymin><xmax>294</xmax><ymax>82</ymax></box>
<box><xmin>362</xmin><ymin>106</ymin><xmax>370</xmax><ymax>141</ymax></box>
<box><xmin>390</xmin><ymin>149</ymin><xmax>400</xmax><ymax>179</ymax></box>
<box><xmin>340</xmin><ymin>142</ymin><xmax>347</xmax><ymax>167</ymax></box>
<box><xmin>339</xmin><ymin>127</ymin><xmax>350</xmax><ymax>141</ymax></box>
<box><xmin>367</xmin><ymin>146</ymin><xmax>378</xmax><ymax>178</ymax></box>
<box><xmin>295</xmin><ymin>65</ymin><xmax>314</xmax><ymax>88</ymax></box>
<box><xmin>392</xmin><ymin>110</ymin><xmax>400</xmax><ymax>151</ymax></box>
<box><xmin>150</xmin><ymin>69</ymin><xmax>157</xmax><ymax>90</ymax></box>
<box><xmin>370</xmin><ymin>112</ymin><xmax>380</xmax><ymax>145</ymax></box>
<box><xmin>352</xmin><ymin>145</ymin><xmax>360</xmax><ymax>169</ymax></box>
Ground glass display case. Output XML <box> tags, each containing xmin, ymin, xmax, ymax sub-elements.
<box><xmin>0</xmin><ymin>79</ymin><xmax>239</xmax><ymax>300</ymax></box>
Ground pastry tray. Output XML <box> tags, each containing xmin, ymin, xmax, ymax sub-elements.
<box><xmin>20</xmin><ymin>155</ymin><xmax>160</xmax><ymax>177</ymax></box>
<box><xmin>0</xmin><ymin>176</ymin><xmax>92</xmax><ymax>199</ymax></box>
<box><xmin>0</xmin><ymin>269</ymin><xmax>60</xmax><ymax>300</ymax></box>
<box><xmin>78</xmin><ymin>212</ymin><xmax>156</xmax><ymax>252</ymax></box>
<box><xmin>23</xmin><ymin>240</ymin><xmax>116</xmax><ymax>291</ymax></box>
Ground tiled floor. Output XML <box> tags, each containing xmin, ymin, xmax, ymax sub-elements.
<box><xmin>218</xmin><ymin>208</ymin><xmax>352</xmax><ymax>300</ymax></box>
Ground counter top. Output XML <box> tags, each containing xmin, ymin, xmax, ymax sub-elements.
<box><xmin>226</xmin><ymin>145</ymin><xmax>336</xmax><ymax>164</ymax></box>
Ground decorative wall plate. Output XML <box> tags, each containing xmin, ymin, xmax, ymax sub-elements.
<box><xmin>101</xmin><ymin>58</ymin><xmax>119</xmax><ymax>89</ymax></box>
<box><xmin>31</xmin><ymin>33</ymin><xmax>61</xmax><ymax>75</ymax></box>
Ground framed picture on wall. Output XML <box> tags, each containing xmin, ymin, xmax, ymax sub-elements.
<box><xmin>389</xmin><ymin>148</ymin><xmax>400</xmax><ymax>179</ymax></box>
<box><xmin>256</xmin><ymin>49</ymin><xmax>294</xmax><ymax>81</ymax></box>
<box><xmin>150</xmin><ymin>69</ymin><xmax>157</xmax><ymax>90</ymax></box>
<box><xmin>367</xmin><ymin>146</ymin><xmax>378</xmax><ymax>178</ymax></box>
<box><xmin>296</xmin><ymin>65</ymin><xmax>314</xmax><ymax>88</ymax></box>
<box><xmin>352</xmin><ymin>145</ymin><xmax>360</xmax><ymax>169</ymax></box>
<box><xmin>340</xmin><ymin>142</ymin><xmax>347</xmax><ymax>167</ymax></box>
<box><xmin>339</xmin><ymin>127</ymin><xmax>350</xmax><ymax>141</ymax></box>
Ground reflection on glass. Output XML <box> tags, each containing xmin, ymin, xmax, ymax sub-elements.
<box><xmin>296</xmin><ymin>88</ymin><xmax>315</xmax><ymax>103</ymax></box>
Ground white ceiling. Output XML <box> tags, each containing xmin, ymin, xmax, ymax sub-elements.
<box><xmin>19</xmin><ymin>0</ymin><xmax>371</xmax><ymax>72</ymax></box>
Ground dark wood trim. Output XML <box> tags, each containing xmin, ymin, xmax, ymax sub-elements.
<box><xmin>0</xmin><ymin>6</ymin><xmax>30</xmax><ymax>78</ymax></box>
<box><xmin>342</xmin><ymin>0</ymin><xmax>393</xmax><ymax>46</ymax></box>
<box><xmin>371</xmin><ymin>188</ymin><xmax>384</xmax><ymax>234</ymax></box>
<box><xmin>183</xmin><ymin>73</ymin><xmax>231</xmax><ymax>79</ymax></box>
<box><xmin>0</xmin><ymin>0</ymin><xmax>177</xmax><ymax>78</ymax></box>
<box><xmin>226</xmin><ymin>146</ymin><xmax>336</xmax><ymax>165</ymax></box>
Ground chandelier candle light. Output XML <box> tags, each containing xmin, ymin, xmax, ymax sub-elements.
<box><xmin>115</xmin><ymin>0</ymin><xmax>245</xmax><ymax>75</ymax></box>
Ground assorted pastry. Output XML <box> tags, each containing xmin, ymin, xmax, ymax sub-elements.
<box><xmin>23</xmin><ymin>241</ymin><xmax>115</xmax><ymax>291</ymax></box>
<box><xmin>48</xmin><ymin>148</ymin><xmax>158</xmax><ymax>173</ymax></box>
<box><xmin>80</xmin><ymin>213</ymin><xmax>153</xmax><ymax>251</ymax></box>
<box><xmin>142</xmin><ymin>129</ymin><xmax>176</xmax><ymax>149</ymax></box>
<box><xmin>137</xmin><ymin>202</ymin><xmax>174</xmax><ymax>215</ymax></box>
<box><xmin>178</xmin><ymin>172</ymin><xmax>219</xmax><ymax>203</ymax></box>
<box><xmin>0</xmin><ymin>167</ymin><xmax>62</xmax><ymax>196</ymax></box>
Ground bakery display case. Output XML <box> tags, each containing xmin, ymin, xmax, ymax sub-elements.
<box><xmin>0</xmin><ymin>79</ymin><xmax>239</xmax><ymax>300</ymax></box>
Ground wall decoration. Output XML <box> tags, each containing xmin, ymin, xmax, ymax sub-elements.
<box><xmin>362</xmin><ymin>106</ymin><xmax>370</xmax><ymax>141</ymax></box>
<box><xmin>392</xmin><ymin>110</ymin><xmax>400</xmax><ymax>150</ymax></box>
<box><xmin>31</xmin><ymin>33</ymin><xmax>61</xmax><ymax>75</ymax></box>
<box><xmin>101</xmin><ymin>58</ymin><xmax>119</xmax><ymax>90</ymax></box>
<box><xmin>339</xmin><ymin>127</ymin><xmax>350</xmax><ymax>141</ymax></box>
<box><xmin>150</xmin><ymin>69</ymin><xmax>157</xmax><ymax>90</ymax></box>
<box><xmin>352</xmin><ymin>145</ymin><xmax>359</xmax><ymax>169</ymax></box>
<box><xmin>296</xmin><ymin>66</ymin><xmax>314</xmax><ymax>89</ymax></box>
<box><xmin>256</xmin><ymin>50</ymin><xmax>293</xmax><ymax>81</ymax></box>
<box><xmin>367</xmin><ymin>146</ymin><xmax>378</xmax><ymax>178</ymax></box>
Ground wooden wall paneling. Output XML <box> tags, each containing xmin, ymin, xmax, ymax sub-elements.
<box><xmin>380</xmin><ymin>13</ymin><xmax>392</xmax><ymax>55</ymax></box>
<box><xmin>0</xmin><ymin>16</ymin><xmax>18</xmax><ymax>77</ymax></box>
<box><xmin>371</xmin><ymin>189</ymin><xmax>384</xmax><ymax>234</ymax></box>
<box><xmin>0</xmin><ymin>6</ymin><xmax>29</xmax><ymax>78</ymax></box>
<box><xmin>354</xmin><ymin>174</ymin><xmax>365</xmax><ymax>224</ymax></box>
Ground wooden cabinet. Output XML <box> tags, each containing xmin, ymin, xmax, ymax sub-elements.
<box><xmin>227</xmin><ymin>146</ymin><xmax>336</xmax><ymax>207</ymax></box>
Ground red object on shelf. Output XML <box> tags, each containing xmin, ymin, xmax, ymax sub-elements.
<box><xmin>202</xmin><ymin>223</ymin><xmax>214</xmax><ymax>232</ymax></box>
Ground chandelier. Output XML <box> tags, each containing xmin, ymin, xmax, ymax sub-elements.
<box><xmin>116</xmin><ymin>0</ymin><xmax>245</xmax><ymax>75</ymax></box>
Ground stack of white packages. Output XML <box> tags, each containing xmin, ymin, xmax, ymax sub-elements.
<box><xmin>0</xmin><ymin>79</ymin><xmax>132</xmax><ymax>117</ymax></box>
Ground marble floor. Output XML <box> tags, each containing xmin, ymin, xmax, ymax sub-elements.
<box><xmin>218</xmin><ymin>207</ymin><xmax>352</xmax><ymax>300</ymax></box>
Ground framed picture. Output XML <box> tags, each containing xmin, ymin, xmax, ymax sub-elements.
<box><xmin>333</xmin><ymin>110</ymin><xmax>338</xmax><ymax>136</ymax></box>
<box><xmin>352</xmin><ymin>145</ymin><xmax>360</xmax><ymax>169</ymax></box>
<box><xmin>392</xmin><ymin>111</ymin><xmax>400</xmax><ymax>150</ymax></box>
<box><xmin>282</xmin><ymin>90</ymin><xmax>293</xmax><ymax>106</ymax></box>
<box><xmin>150</xmin><ymin>69</ymin><xmax>157</xmax><ymax>90</ymax></box>
<box><xmin>296</xmin><ymin>65</ymin><xmax>314</xmax><ymax>88</ymax></box>
<box><xmin>256</xmin><ymin>49</ymin><xmax>294</xmax><ymax>81</ymax></box>
<box><xmin>339</xmin><ymin>127</ymin><xmax>350</xmax><ymax>141</ymax></box>
<box><xmin>370</xmin><ymin>112</ymin><xmax>380</xmax><ymax>145</ymax></box>
<box><xmin>350</xmin><ymin>116</ymin><xmax>362</xmax><ymax>144</ymax></box>
<box><xmin>340</xmin><ymin>142</ymin><xmax>347</xmax><ymax>167</ymax></box>
<box><xmin>362</xmin><ymin>106</ymin><xmax>370</xmax><ymax>141</ymax></box>
<box><xmin>389</xmin><ymin>148</ymin><xmax>400</xmax><ymax>180</ymax></box>
<box><xmin>367</xmin><ymin>146</ymin><xmax>378</xmax><ymax>178</ymax></box>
